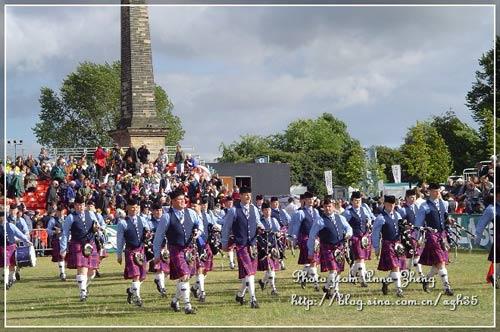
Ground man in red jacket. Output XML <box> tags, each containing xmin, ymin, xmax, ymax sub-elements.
<box><xmin>94</xmin><ymin>146</ymin><xmax>108</xmax><ymax>180</ymax></box>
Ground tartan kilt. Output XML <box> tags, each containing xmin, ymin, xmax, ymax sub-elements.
<box><xmin>419</xmin><ymin>231</ymin><xmax>449</xmax><ymax>266</ymax></box>
<box><xmin>123</xmin><ymin>246</ymin><xmax>147</xmax><ymax>281</ymax></box>
<box><xmin>279</xmin><ymin>226</ymin><xmax>289</xmax><ymax>248</ymax></box>
<box><xmin>149</xmin><ymin>246</ymin><xmax>170</xmax><ymax>273</ymax></box>
<box><xmin>236</xmin><ymin>244</ymin><xmax>258</xmax><ymax>279</ymax></box>
<box><xmin>405</xmin><ymin>236</ymin><xmax>423</xmax><ymax>259</ymax></box>
<box><xmin>257</xmin><ymin>255</ymin><xmax>281</xmax><ymax>271</ymax></box>
<box><xmin>1</xmin><ymin>244</ymin><xmax>17</xmax><ymax>268</ymax></box>
<box><xmin>168</xmin><ymin>244</ymin><xmax>194</xmax><ymax>280</ymax></box>
<box><xmin>350</xmin><ymin>233</ymin><xmax>372</xmax><ymax>260</ymax></box>
<box><xmin>99</xmin><ymin>247</ymin><xmax>109</xmax><ymax>259</ymax></box>
<box><xmin>66</xmin><ymin>240</ymin><xmax>99</xmax><ymax>269</ymax></box>
<box><xmin>51</xmin><ymin>237</ymin><xmax>62</xmax><ymax>262</ymax></box>
<box><xmin>319</xmin><ymin>242</ymin><xmax>345</xmax><ymax>273</ymax></box>
<box><xmin>377</xmin><ymin>240</ymin><xmax>407</xmax><ymax>271</ymax></box>
<box><xmin>195</xmin><ymin>243</ymin><xmax>214</xmax><ymax>272</ymax></box>
<box><xmin>298</xmin><ymin>233</ymin><xmax>319</xmax><ymax>265</ymax></box>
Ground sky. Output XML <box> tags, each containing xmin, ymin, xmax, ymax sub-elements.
<box><xmin>4</xmin><ymin>4</ymin><xmax>495</xmax><ymax>162</ymax></box>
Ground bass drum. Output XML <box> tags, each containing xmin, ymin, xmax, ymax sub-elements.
<box><xmin>16</xmin><ymin>245</ymin><xmax>37</xmax><ymax>268</ymax></box>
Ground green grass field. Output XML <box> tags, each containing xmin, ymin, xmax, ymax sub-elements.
<box><xmin>4</xmin><ymin>249</ymin><xmax>496</xmax><ymax>327</ymax></box>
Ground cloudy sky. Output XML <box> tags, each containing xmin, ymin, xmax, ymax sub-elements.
<box><xmin>5</xmin><ymin>4</ymin><xmax>494</xmax><ymax>161</ymax></box>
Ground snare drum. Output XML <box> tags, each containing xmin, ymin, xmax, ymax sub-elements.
<box><xmin>16</xmin><ymin>246</ymin><xmax>36</xmax><ymax>268</ymax></box>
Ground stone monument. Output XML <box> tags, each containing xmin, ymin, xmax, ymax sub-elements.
<box><xmin>109</xmin><ymin>0</ymin><xmax>167</xmax><ymax>155</ymax></box>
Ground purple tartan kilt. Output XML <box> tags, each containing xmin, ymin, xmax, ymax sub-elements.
<box><xmin>298</xmin><ymin>233</ymin><xmax>319</xmax><ymax>265</ymax></box>
<box><xmin>377</xmin><ymin>240</ymin><xmax>407</xmax><ymax>271</ymax></box>
<box><xmin>257</xmin><ymin>255</ymin><xmax>281</xmax><ymax>271</ymax></box>
<box><xmin>123</xmin><ymin>247</ymin><xmax>147</xmax><ymax>281</ymax></box>
<box><xmin>236</xmin><ymin>244</ymin><xmax>258</xmax><ymax>279</ymax></box>
<box><xmin>1</xmin><ymin>244</ymin><xmax>17</xmax><ymax>268</ymax></box>
<box><xmin>168</xmin><ymin>244</ymin><xmax>194</xmax><ymax>280</ymax></box>
<box><xmin>51</xmin><ymin>237</ymin><xmax>62</xmax><ymax>262</ymax></box>
<box><xmin>419</xmin><ymin>231</ymin><xmax>449</xmax><ymax>266</ymax></box>
<box><xmin>350</xmin><ymin>234</ymin><xmax>372</xmax><ymax>260</ymax></box>
<box><xmin>195</xmin><ymin>243</ymin><xmax>213</xmax><ymax>272</ymax></box>
<box><xmin>66</xmin><ymin>240</ymin><xmax>99</xmax><ymax>269</ymax></box>
<box><xmin>99</xmin><ymin>247</ymin><xmax>109</xmax><ymax>259</ymax></box>
<box><xmin>319</xmin><ymin>242</ymin><xmax>345</xmax><ymax>273</ymax></box>
<box><xmin>151</xmin><ymin>246</ymin><xmax>170</xmax><ymax>273</ymax></box>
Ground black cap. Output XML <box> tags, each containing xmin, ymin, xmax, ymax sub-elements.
<box><xmin>405</xmin><ymin>189</ymin><xmax>416</xmax><ymax>197</ymax></box>
<box><xmin>225</xmin><ymin>196</ymin><xmax>233</xmax><ymax>202</ymax></box>
<box><xmin>75</xmin><ymin>195</ymin><xmax>85</xmax><ymax>204</ymax></box>
<box><xmin>261</xmin><ymin>202</ymin><xmax>271</xmax><ymax>209</ymax></box>
<box><xmin>299</xmin><ymin>194</ymin><xmax>305</xmax><ymax>200</ymax></box>
<box><xmin>255</xmin><ymin>194</ymin><xmax>264</xmax><ymax>200</ymax></box>
<box><xmin>169</xmin><ymin>189</ymin><xmax>185</xmax><ymax>200</ymax></box>
<box><xmin>384</xmin><ymin>195</ymin><xmax>396</xmax><ymax>204</ymax></box>
<box><xmin>303</xmin><ymin>192</ymin><xmax>314</xmax><ymax>199</ymax></box>
<box><xmin>127</xmin><ymin>197</ymin><xmax>140</xmax><ymax>206</ymax></box>
<box><xmin>240</xmin><ymin>186</ymin><xmax>251</xmax><ymax>194</ymax></box>
<box><xmin>428</xmin><ymin>183</ymin><xmax>440</xmax><ymax>190</ymax></box>
<box><xmin>270</xmin><ymin>196</ymin><xmax>279</xmax><ymax>202</ymax></box>
<box><xmin>350</xmin><ymin>191</ymin><xmax>362</xmax><ymax>200</ymax></box>
<box><xmin>86</xmin><ymin>199</ymin><xmax>95</xmax><ymax>206</ymax></box>
<box><xmin>151</xmin><ymin>202</ymin><xmax>162</xmax><ymax>210</ymax></box>
<box><xmin>17</xmin><ymin>203</ymin><xmax>26</xmax><ymax>211</ymax></box>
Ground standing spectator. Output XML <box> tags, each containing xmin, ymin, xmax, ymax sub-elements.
<box><xmin>137</xmin><ymin>144</ymin><xmax>150</xmax><ymax>164</ymax></box>
<box><xmin>174</xmin><ymin>144</ymin><xmax>184</xmax><ymax>175</ymax></box>
<box><xmin>50</xmin><ymin>158</ymin><xmax>66</xmax><ymax>183</ymax></box>
<box><xmin>94</xmin><ymin>145</ymin><xmax>108</xmax><ymax>180</ymax></box>
<box><xmin>124</xmin><ymin>143</ymin><xmax>138</xmax><ymax>164</ymax></box>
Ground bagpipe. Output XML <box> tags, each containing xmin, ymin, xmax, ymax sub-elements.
<box><xmin>207</xmin><ymin>223</ymin><xmax>222</xmax><ymax>256</ymax></box>
<box><xmin>397</xmin><ymin>218</ymin><xmax>415</xmax><ymax>256</ymax></box>
<box><xmin>256</xmin><ymin>228</ymin><xmax>282</xmax><ymax>263</ymax></box>
<box><xmin>186</xmin><ymin>226</ymin><xmax>208</xmax><ymax>264</ymax></box>
<box><xmin>142</xmin><ymin>229</ymin><xmax>155</xmax><ymax>262</ymax></box>
<box><xmin>333</xmin><ymin>238</ymin><xmax>353</xmax><ymax>266</ymax></box>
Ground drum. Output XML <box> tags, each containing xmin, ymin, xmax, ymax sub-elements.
<box><xmin>16</xmin><ymin>246</ymin><xmax>37</xmax><ymax>268</ymax></box>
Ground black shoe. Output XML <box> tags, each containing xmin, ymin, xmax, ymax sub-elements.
<box><xmin>381</xmin><ymin>281</ymin><xmax>389</xmax><ymax>295</ymax></box>
<box><xmin>199</xmin><ymin>292</ymin><xmax>206</xmax><ymax>303</ymax></box>
<box><xmin>300</xmin><ymin>280</ymin><xmax>306</xmax><ymax>289</ymax></box>
<box><xmin>185</xmin><ymin>306</ymin><xmax>197</xmax><ymax>314</ymax></box>
<box><xmin>271</xmin><ymin>289</ymin><xmax>278</xmax><ymax>296</ymax></box>
<box><xmin>422</xmin><ymin>280</ymin><xmax>430</xmax><ymax>293</ymax></box>
<box><xmin>133</xmin><ymin>296</ymin><xmax>143</xmax><ymax>307</ymax></box>
<box><xmin>444</xmin><ymin>287</ymin><xmax>454</xmax><ymax>296</ymax></box>
<box><xmin>235</xmin><ymin>294</ymin><xmax>246</xmax><ymax>305</ymax></box>
<box><xmin>170</xmin><ymin>300</ymin><xmax>180</xmax><ymax>312</ymax></box>
<box><xmin>190</xmin><ymin>285</ymin><xmax>200</xmax><ymax>298</ymax></box>
<box><xmin>396</xmin><ymin>288</ymin><xmax>404</xmax><ymax>298</ymax></box>
<box><xmin>360</xmin><ymin>281</ymin><xmax>368</xmax><ymax>288</ymax></box>
<box><xmin>154</xmin><ymin>279</ymin><xmax>162</xmax><ymax>293</ymax></box>
<box><xmin>250</xmin><ymin>300</ymin><xmax>260</xmax><ymax>309</ymax></box>
<box><xmin>258</xmin><ymin>279</ymin><xmax>266</xmax><ymax>291</ymax></box>
<box><xmin>159</xmin><ymin>288</ymin><xmax>167</xmax><ymax>298</ymax></box>
<box><xmin>59</xmin><ymin>273</ymin><xmax>66</xmax><ymax>281</ymax></box>
<box><xmin>95</xmin><ymin>270</ymin><xmax>101</xmax><ymax>278</ymax></box>
<box><xmin>80</xmin><ymin>291</ymin><xmax>87</xmax><ymax>302</ymax></box>
<box><xmin>314</xmin><ymin>283</ymin><xmax>320</xmax><ymax>292</ymax></box>
<box><xmin>126</xmin><ymin>288</ymin><xmax>132</xmax><ymax>304</ymax></box>
<box><xmin>6</xmin><ymin>281</ymin><xmax>12</xmax><ymax>290</ymax></box>
<box><xmin>323</xmin><ymin>286</ymin><xmax>332</xmax><ymax>299</ymax></box>
<box><xmin>15</xmin><ymin>271</ymin><xmax>20</xmax><ymax>281</ymax></box>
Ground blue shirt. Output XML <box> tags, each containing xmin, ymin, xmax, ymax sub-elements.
<box><xmin>288</xmin><ymin>206</ymin><xmax>322</xmax><ymax>240</ymax></box>
<box><xmin>475</xmin><ymin>203</ymin><xmax>498</xmax><ymax>240</ymax></box>
<box><xmin>46</xmin><ymin>216</ymin><xmax>64</xmax><ymax>238</ymax></box>
<box><xmin>415</xmin><ymin>199</ymin><xmax>449</xmax><ymax>229</ymax></box>
<box><xmin>271</xmin><ymin>208</ymin><xmax>291</xmax><ymax>227</ymax></box>
<box><xmin>116</xmin><ymin>215</ymin><xmax>151</xmax><ymax>256</ymax></box>
<box><xmin>152</xmin><ymin>208</ymin><xmax>202</xmax><ymax>260</ymax></box>
<box><xmin>307</xmin><ymin>213</ymin><xmax>352</xmax><ymax>257</ymax></box>
<box><xmin>8</xmin><ymin>215</ymin><xmax>29</xmax><ymax>236</ymax></box>
<box><xmin>371</xmin><ymin>209</ymin><xmax>402</xmax><ymax>251</ymax></box>
<box><xmin>59</xmin><ymin>210</ymin><xmax>98</xmax><ymax>253</ymax></box>
<box><xmin>260</xmin><ymin>216</ymin><xmax>281</xmax><ymax>233</ymax></box>
<box><xmin>2</xmin><ymin>222</ymin><xmax>31</xmax><ymax>245</ymax></box>
<box><xmin>221</xmin><ymin>204</ymin><xmax>263</xmax><ymax>248</ymax></box>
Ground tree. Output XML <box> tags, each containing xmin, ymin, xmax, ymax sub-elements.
<box><xmin>465</xmin><ymin>37</ymin><xmax>498</xmax><ymax>157</ymax></box>
<box><xmin>374</xmin><ymin>146</ymin><xmax>405</xmax><ymax>182</ymax></box>
<box><xmin>401</xmin><ymin>122</ymin><xmax>452</xmax><ymax>184</ymax></box>
<box><xmin>431</xmin><ymin>110</ymin><xmax>482</xmax><ymax>174</ymax></box>
<box><xmin>33</xmin><ymin>61</ymin><xmax>184</xmax><ymax>148</ymax></box>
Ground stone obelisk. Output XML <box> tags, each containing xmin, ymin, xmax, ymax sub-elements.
<box><xmin>110</xmin><ymin>0</ymin><xmax>167</xmax><ymax>154</ymax></box>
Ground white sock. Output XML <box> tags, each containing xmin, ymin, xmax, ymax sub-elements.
<box><xmin>350</xmin><ymin>262</ymin><xmax>359</xmax><ymax>277</ymax></box>
<box><xmin>333</xmin><ymin>273</ymin><xmax>340</xmax><ymax>291</ymax></box>
<box><xmin>390</xmin><ymin>271</ymin><xmax>401</xmax><ymax>288</ymax></box>
<box><xmin>173</xmin><ymin>281</ymin><xmax>181</xmax><ymax>302</ymax></box>
<box><xmin>414</xmin><ymin>257</ymin><xmax>423</xmax><ymax>276</ymax></box>
<box><xmin>310</xmin><ymin>267</ymin><xmax>319</xmax><ymax>283</ymax></box>
<box><xmin>269</xmin><ymin>270</ymin><xmax>276</xmax><ymax>290</ymax></box>
<box><xmin>438</xmin><ymin>267</ymin><xmax>450</xmax><ymax>288</ymax></box>
<box><xmin>59</xmin><ymin>261</ymin><xmax>66</xmax><ymax>274</ymax></box>
<box><xmin>238</xmin><ymin>278</ymin><xmax>247</xmax><ymax>297</ymax></box>
<box><xmin>76</xmin><ymin>274</ymin><xmax>87</xmax><ymax>292</ymax></box>
<box><xmin>326</xmin><ymin>271</ymin><xmax>337</xmax><ymax>289</ymax></box>
<box><xmin>198</xmin><ymin>273</ymin><xmax>205</xmax><ymax>293</ymax></box>
<box><xmin>8</xmin><ymin>270</ymin><xmax>15</xmax><ymax>282</ymax></box>
<box><xmin>180</xmin><ymin>281</ymin><xmax>191</xmax><ymax>309</ymax></box>
<box><xmin>359</xmin><ymin>262</ymin><xmax>367</xmax><ymax>282</ymax></box>
<box><xmin>4</xmin><ymin>269</ymin><xmax>9</xmax><ymax>283</ymax></box>
<box><xmin>229</xmin><ymin>250</ymin><xmax>234</xmax><ymax>264</ymax></box>
<box><xmin>247</xmin><ymin>275</ymin><xmax>256</xmax><ymax>300</ymax></box>
<box><xmin>90</xmin><ymin>270</ymin><xmax>96</xmax><ymax>280</ymax></box>
<box><xmin>155</xmin><ymin>272</ymin><xmax>165</xmax><ymax>289</ymax></box>
<box><xmin>132</xmin><ymin>281</ymin><xmax>141</xmax><ymax>297</ymax></box>
<box><xmin>263</xmin><ymin>270</ymin><xmax>270</xmax><ymax>285</ymax></box>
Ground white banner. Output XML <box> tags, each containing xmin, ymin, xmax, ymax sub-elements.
<box><xmin>324</xmin><ymin>170</ymin><xmax>333</xmax><ymax>195</ymax></box>
<box><xmin>391</xmin><ymin>164</ymin><xmax>401</xmax><ymax>184</ymax></box>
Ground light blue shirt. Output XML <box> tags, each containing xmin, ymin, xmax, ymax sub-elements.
<box><xmin>371</xmin><ymin>209</ymin><xmax>402</xmax><ymax>251</ymax></box>
<box><xmin>288</xmin><ymin>207</ymin><xmax>323</xmax><ymax>240</ymax></box>
<box><xmin>116</xmin><ymin>215</ymin><xmax>151</xmax><ymax>257</ymax></box>
<box><xmin>415</xmin><ymin>199</ymin><xmax>449</xmax><ymax>228</ymax></box>
<box><xmin>307</xmin><ymin>213</ymin><xmax>352</xmax><ymax>257</ymax></box>
<box><xmin>152</xmin><ymin>208</ymin><xmax>202</xmax><ymax>260</ymax></box>
<box><xmin>47</xmin><ymin>216</ymin><xmax>64</xmax><ymax>238</ymax></box>
<box><xmin>260</xmin><ymin>217</ymin><xmax>281</xmax><ymax>233</ymax></box>
<box><xmin>272</xmin><ymin>208</ymin><xmax>291</xmax><ymax>226</ymax></box>
<box><xmin>221</xmin><ymin>204</ymin><xmax>263</xmax><ymax>248</ymax></box>
<box><xmin>59</xmin><ymin>210</ymin><xmax>98</xmax><ymax>254</ymax></box>
<box><xmin>342</xmin><ymin>205</ymin><xmax>373</xmax><ymax>223</ymax></box>
<box><xmin>8</xmin><ymin>215</ymin><xmax>29</xmax><ymax>236</ymax></box>
<box><xmin>474</xmin><ymin>203</ymin><xmax>497</xmax><ymax>243</ymax></box>
<box><xmin>3</xmin><ymin>222</ymin><xmax>31</xmax><ymax>244</ymax></box>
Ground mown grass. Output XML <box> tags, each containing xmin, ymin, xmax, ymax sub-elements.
<box><xmin>3</xmin><ymin>249</ymin><xmax>495</xmax><ymax>327</ymax></box>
